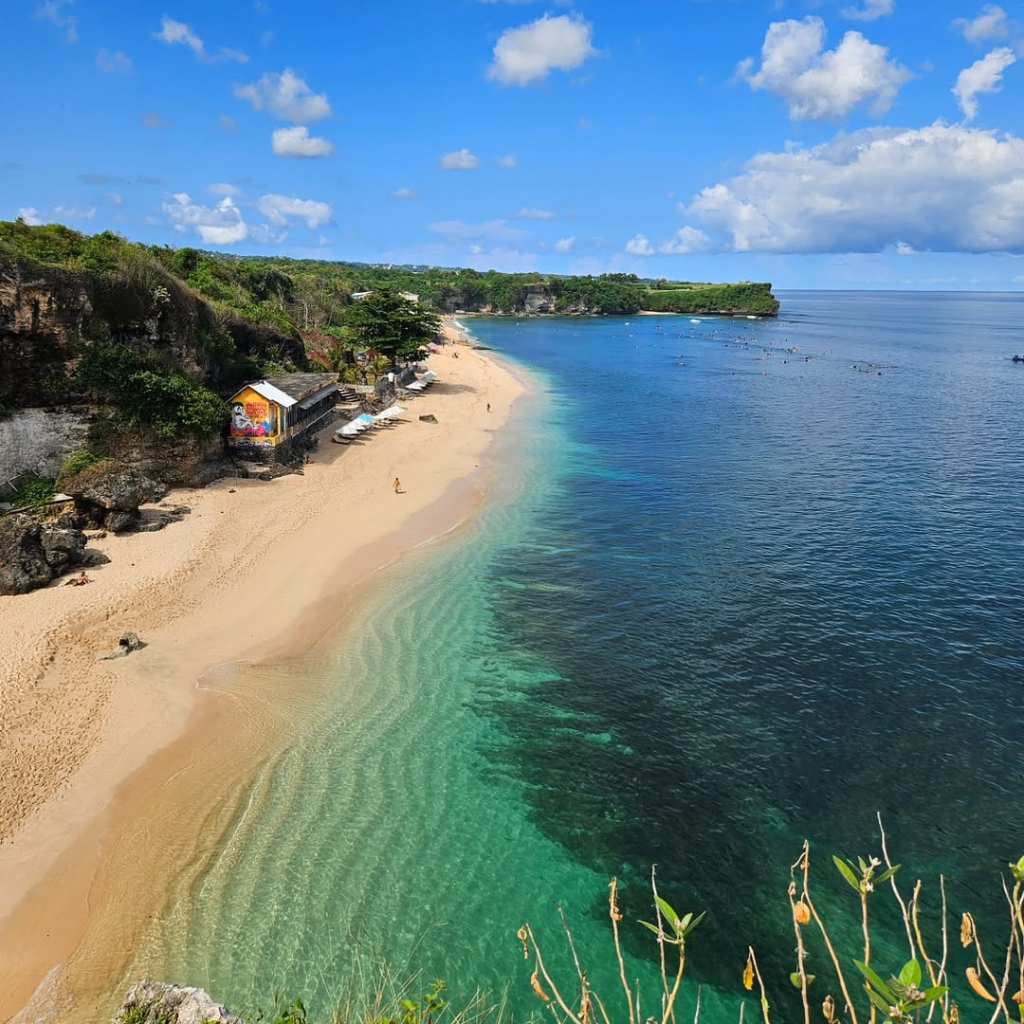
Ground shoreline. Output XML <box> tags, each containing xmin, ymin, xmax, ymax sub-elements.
<box><xmin>0</xmin><ymin>323</ymin><xmax>529</xmax><ymax>1022</ymax></box>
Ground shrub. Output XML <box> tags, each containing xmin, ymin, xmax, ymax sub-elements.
<box><xmin>77</xmin><ymin>344</ymin><xmax>229</xmax><ymax>440</ymax></box>
<box><xmin>56</xmin><ymin>449</ymin><xmax>103</xmax><ymax>489</ymax></box>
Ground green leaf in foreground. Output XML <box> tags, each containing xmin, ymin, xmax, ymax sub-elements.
<box><xmin>832</xmin><ymin>855</ymin><xmax>861</xmax><ymax>892</ymax></box>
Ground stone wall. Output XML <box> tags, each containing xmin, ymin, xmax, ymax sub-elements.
<box><xmin>0</xmin><ymin>407</ymin><xmax>93</xmax><ymax>489</ymax></box>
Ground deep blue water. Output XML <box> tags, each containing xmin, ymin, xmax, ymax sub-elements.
<box><xmin>145</xmin><ymin>291</ymin><xmax>1024</xmax><ymax>1022</ymax></box>
<box><xmin>468</xmin><ymin>291</ymin><xmax>1024</xmax><ymax>1008</ymax></box>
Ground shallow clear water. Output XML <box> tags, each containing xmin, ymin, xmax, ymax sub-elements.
<box><xmin>138</xmin><ymin>292</ymin><xmax>1024</xmax><ymax>1021</ymax></box>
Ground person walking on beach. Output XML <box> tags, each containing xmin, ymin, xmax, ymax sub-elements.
<box><xmin>393</xmin><ymin>477</ymin><xmax>403</xmax><ymax>494</ymax></box>
<box><xmin>486</xmin><ymin>402</ymin><xmax>491</xmax><ymax>413</ymax></box>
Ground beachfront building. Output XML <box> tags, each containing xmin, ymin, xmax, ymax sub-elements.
<box><xmin>228</xmin><ymin>373</ymin><xmax>339</xmax><ymax>458</ymax></box>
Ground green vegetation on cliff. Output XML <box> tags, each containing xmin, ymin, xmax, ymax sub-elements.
<box><xmin>1</xmin><ymin>222</ymin><xmax>778</xmax><ymax>358</ymax></box>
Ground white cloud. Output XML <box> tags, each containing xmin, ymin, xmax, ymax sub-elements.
<box><xmin>271</xmin><ymin>125</ymin><xmax>334</xmax><ymax>158</ymax></box>
<box><xmin>954</xmin><ymin>5</ymin><xmax>1010</xmax><ymax>42</ymax></box>
<box><xmin>17</xmin><ymin>207</ymin><xmax>43</xmax><ymax>225</ymax></box>
<box><xmin>257</xmin><ymin>193</ymin><xmax>331</xmax><ymax>229</ymax></box>
<box><xmin>234</xmin><ymin>69</ymin><xmax>331</xmax><ymax>123</ymax></box>
<box><xmin>155</xmin><ymin>17</ymin><xmax>205</xmax><ymax>57</ymax></box>
<box><xmin>439</xmin><ymin>148</ymin><xmax>479</xmax><ymax>171</ymax></box>
<box><xmin>164</xmin><ymin>193</ymin><xmax>248</xmax><ymax>245</ymax></box>
<box><xmin>487</xmin><ymin>14</ymin><xmax>596</xmax><ymax>86</ymax></box>
<box><xmin>106</xmin><ymin>192</ymin><xmax>124</xmax><ymax>206</ymax></box>
<box><xmin>392</xmin><ymin>187</ymin><xmax>416</xmax><ymax>199</ymax></box>
<box><xmin>737</xmin><ymin>17</ymin><xmax>911</xmax><ymax>120</ymax></box>
<box><xmin>895</xmin><ymin>241</ymin><xmax>916</xmax><ymax>255</ymax></box>
<box><xmin>430</xmin><ymin>219</ymin><xmax>523</xmax><ymax>242</ymax></box>
<box><xmin>841</xmin><ymin>0</ymin><xmax>893</xmax><ymax>21</ymax></box>
<box><xmin>554</xmin><ymin>236</ymin><xmax>575</xmax><ymax>252</ymax></box>
<box><xmin>497</xmin><ymin>154</ymin><xmax>518</xmax><ymax>168</ymax></box>
<box><xmin>154</xmin><ymin>17</ymin><xmax>247</xmax><ymax>63</ymax></box>
<box><xmin>659</xmin><ymin>226</ymin><xmax>711</xmax><ymax>254</ymax></box>
<box><xmin>953</xmin><ymin>47</ymin><xmax>1016</xmax><ymax>119</ymax></box>
<box><xmin>209</xmin><ymin>182</ymin><xmax>240</xmax><ymax>196</ymax></box>
<box><xmin>685</xmin><ymin>122</ymin><xmax>1024</xmax><ymax>254</ymax></box>
<box><xmin>515</xmin><ymin>207</ymin><xmax>555</xmax><ymax>220</ymax></box>
<box><xmin>35</xmin><ymin>0</ymin><xmax>77</xmax><ymax>43</ymax></box>
<box><xmin>53</xmin><ymin>204</ymin><xmax>96</xmax><ymax>221</ymax></box>
<box><xmin>96</xmin><ymin>49</ymin><xmax>132</xmax><ymax>73</ymax></box>
<box><xmin>625</xmin><ymin>234</ymin><xmax>655</xmax><ymax>256</ymax></box>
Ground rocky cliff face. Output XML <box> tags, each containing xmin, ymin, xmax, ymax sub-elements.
<box><xmin>0</xmin><ymin>257</ymin><xmax>306</xmax><ymax>412</ymax></box>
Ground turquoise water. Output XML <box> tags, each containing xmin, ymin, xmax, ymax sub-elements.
<box><xmin>137</xmin><ymin>293</ymin><xmax>1024</xmax><ymax>1022</ymax></box>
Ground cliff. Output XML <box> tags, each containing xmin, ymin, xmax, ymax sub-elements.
<box><xmin>0</xmin><ymin>257</ymin><xmax>305</xmax><ymax>413</ymax></box>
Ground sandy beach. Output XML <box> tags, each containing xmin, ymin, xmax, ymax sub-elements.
<box><xmin>0</xmin><ymin>328</ymin><xmax>526</xmax><ymax>1022</ymax></box>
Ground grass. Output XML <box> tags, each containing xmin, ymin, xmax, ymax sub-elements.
<box><xmin>6</xmin><ymin>474</ymin><xmax>56</xmax><ymax>508</ymax></box>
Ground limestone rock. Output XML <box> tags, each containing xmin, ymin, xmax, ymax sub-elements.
<box><xmin>65</xmin><ymin>461</ymin><xmax>167</xmax><ymax>512</ymax></box>
<box><xmin>114</xmin><ymin>980</ymin><xmax>245</xmax><ymax>1024</ymax></box>
<box><xmin>0</xmin><ymin>513</ymin><xmax>87</xmax><ymax>595</ymax></box>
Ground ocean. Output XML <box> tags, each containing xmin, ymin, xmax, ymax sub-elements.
<box><xmin>129</xmin><ymin>292</ymin><xmax>1024</xmax><ymax>1022</ymax></box>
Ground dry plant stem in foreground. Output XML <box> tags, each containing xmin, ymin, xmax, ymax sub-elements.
<box><xmin>518</xmin><ymin>824</ymin><xmax>1024</xmax><ymax>1024</ymax></box>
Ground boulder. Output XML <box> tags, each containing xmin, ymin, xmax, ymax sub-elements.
<box><xmin>114</xmin><ymin>980</ymin><xmax>244</xmax><ymax>1024</ymax></box>
<box><xmin>66</xmin><ymin>460</ymin><xmax>167</xmax><ymax>512</ymax></box>
<box><xmin>40</xmin><ymin>525</ymin><xmax>87</xmax><ymax>571</ymax></box>
<box><xmin>105</xmin><ymin>510</ymin><xmax>140</xmax><ymax>534</ymax></box>
<box><xmin>418</xmin><ymin>414</ymin><xmax>438</xmax><ymax>423</ymax></box>
<box><xmin>0</xmin><ymin>513</ymin><xmax>87</xmax><ymax>595</ymax></box>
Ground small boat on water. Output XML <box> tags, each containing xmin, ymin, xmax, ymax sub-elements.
<box><xmin>1013</xmin><ymin>354</ymin><xmax>1024</xmax><ymax>363</ymax></box>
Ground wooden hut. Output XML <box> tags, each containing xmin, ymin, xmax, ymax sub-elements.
<box><xmin>228</xmin><ymin>373</ymin><xmax>339</xmax><ymax>458</ymax></box>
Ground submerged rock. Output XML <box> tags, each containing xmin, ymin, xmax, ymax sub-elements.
<box><xmin>0</xmin><ymin>513</ymin><xmax>87</xmax><ymax>595</ymax></box>
<box><xmin>114</xmin><ymin>980</ymin><xmax>245</xmax><ymax>1024</ymax></box>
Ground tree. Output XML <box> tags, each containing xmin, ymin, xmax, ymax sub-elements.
<box><xmin>342</xmin><ymin>289</ymin><xmax>441</xmax><ymax>362</ymax></box>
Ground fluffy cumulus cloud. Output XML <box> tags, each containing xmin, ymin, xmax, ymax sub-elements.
<box><xmin>737</xmin><ymin>17</ymin><xmax>911</xmax><ymax>120</ymax></box>
<box><xmin>234</xmin><ymin>69</ymin><xmax>331</xmax><ymax>122</ymax></box>
<box><xmin>271</xmin><ymin>125</ymin><xmax>334</xmax><ymax>157</ymax></box>
<box><xmin>487</xmin><ymin>14</ymin><xmax>596</xmax><ymax>86</ymax></box>
<box><xmin>257</xmin><ymin>193</ymin><xmax>331</xmax><ymax>229</ymax></box>
<box><xmin>439</xmin><ymin>148</ymin><xmax>479</xmax><ymax>171</ymax></box>
<box><xmin>515</xmin><ymin>207</ymin><xmax>555</xmax><ymax>220</ymax></box>
<box><xmin>625</xmin><ymin>234</ymin><xmax>655</xmax><ymax>256</ymax></box>
<box><xmin>554</xmin><ymin>236</ymin><xmax>575</xmax><ymax>252</ymax></box>
<box><xmin>953</xmin><ymin>47</ymin><xmax>1016</xmax><ymax>119</ymax></box>
<box><xmin>17</xmin><ymin>207</ymin><xmax>43</xmax><ymax>225</ymax></box>
<box><xmin>164</xmin><ymin>191</ymin><xmax>330</xmax><ymax>244</ymax></box>
<box><xmin>154</xmin><ymin>16</ymin><xmax>247</xmax><ymax>63</ymax></box>
<box><xmin>96</xmin><ymin>49</ymin><xmax>132</xmax><ymax>73</ymax></box>
<box><xmin>683</xmin><ymin>122</ymin><xmax>1024</xmax><ymax>254</ymax></box>
<box><xmin>497</xmin><ymin>154</ymin><xmax>518</xmax><ymax>168</ymax></box>
<box><xmin>659</xmin><ymin>226</ymin><xmax>711</xmax><ymax>255</ymax></box>
<box><xmin>841</xmin><ymin>0</ymin><xmax>894</xmax><ymax>22</ymax></box>
<box><xmin>164</xmin><ymin>193</ymin><xmax>248</xmax><ymax>245</ymax></box>
<box><xmin>392</xmin><ymin>187</ymin><xmax>416</xmax><ymax>199</ymax></box>
<box><xmin>954</xmin><ymin>5</ymin><xmax>1010</xmax><ymax>42</ymax></box>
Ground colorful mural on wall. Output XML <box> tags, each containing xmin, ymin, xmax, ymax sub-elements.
<box><xmin>229</xmin><ymin>389</ymin><xmax>277</xmax><ymax>446</ymax></box>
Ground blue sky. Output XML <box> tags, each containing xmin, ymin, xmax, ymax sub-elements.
<box><xmin>4</xmin><ymin>0</ymin><xmax>1024</xmax><ymax>288</ymax></box>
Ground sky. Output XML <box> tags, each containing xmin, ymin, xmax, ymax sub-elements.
<box><xmin>4</xmin><ymin>0</ymin><xmax>1024</xmax><ymax>289</ymax></box>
